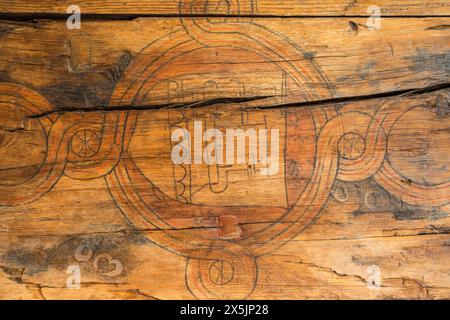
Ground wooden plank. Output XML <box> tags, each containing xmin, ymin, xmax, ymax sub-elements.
<box><xmin>0</xmin><ymin>0</ymin><xmax>449</xmax><ymax>16</ymax></box>
<box><xmin>0</xmin><ymin>5</ymin><xmax>449</xmax><ymax>300</ymax></box>
<box><xmin>0</xmin><ymin>88</ymin><xmax>449</xmax><ymax>299</ymax></box>
<box><xmin>0</xmin><ymin>17</ymin><xmax>449</xmax><ymax>112</ymax></box>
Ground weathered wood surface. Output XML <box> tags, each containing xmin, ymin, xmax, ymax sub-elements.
<box><xmin>0</xmin><ymin>1</ymin><xmax>449</xmax><ymax>300</ymax></box>
<box><xmin>0</xmin><ymin>18</ymin><xmax>449</xmax><ymax>110</ymax></box>
<box><xmin>1</xmin><ymin>0</ymin><xmax>449</xmax><ymax>16</ymax></box>
<box><xmin>1</xmin><ymin>88</ymin><xmax>449</xmax><ymax>299</ymax></box>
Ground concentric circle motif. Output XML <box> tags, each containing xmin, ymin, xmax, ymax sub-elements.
<box><xmin>0</xmin><ymin>82</ymin><xmax>59</xmax><ymax>205</ymax></box>
<box><xmin>105</xmin><ymin>0</ymin><xmax>336</xmax><ymax>300</ymax></box>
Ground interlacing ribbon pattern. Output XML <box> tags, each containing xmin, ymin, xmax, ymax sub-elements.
<box><xmin>0</xmin><ymin>0</ymin><xmax>447</xmax><ymax>300</ymax></box>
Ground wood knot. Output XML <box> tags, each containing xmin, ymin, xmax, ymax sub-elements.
<box><xmin>218</xmin><ymin>215</ymin><xmax>242</xmax><ymax>240</ymax></box>
<box><xmin>0</xmin><ymin>131</ymin><xmax>5</xmax><ymax>148</ymax></box>
<box><xmin>349</xmin><ymin>21</ymin><xmax>359</xmax><ymax>34</ymax></box>
<box><xmin>435</xmin><ymin>92</ymin><xmax>450</xmax><ymax>117</ymax></box>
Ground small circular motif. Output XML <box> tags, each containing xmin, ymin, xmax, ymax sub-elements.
<box><xmin>338</xmin><ymin>132</ymin><xmax>366</xmax><ymax>160</ymax></box>
<box><xmin>208</xmin><ymin>260</ymin><xmax>235</xmax><ymax>285</ymax></box>
<box><xmin>71</xmin><ymin>129</ymin><xmax>100</xmax><ymax>159</ymax></box>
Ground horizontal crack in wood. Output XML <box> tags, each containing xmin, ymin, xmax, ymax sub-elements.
<box><xmin>23</xmin><ymin>82</ymin><xmax>450</xmax><ymax>119</ymax></box>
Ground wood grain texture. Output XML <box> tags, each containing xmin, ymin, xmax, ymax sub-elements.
<box><xmin>0</xmin><ymin>88</ymin><xmax>449</xmax><ymax>300</ymax></box>
<box><xmin>0</xmin><ymin>0</ymin><xmax>449</xmax><ymax>16</ymax></box>
<box><xmin>0</xmin><ymin>17</ymin><xmax>449</xmax><ymax>110</ymax></box>
<box><xmin>0</xmin><ymin>0</ymin><xmax>449</xmax><ymax>300</ymax></box>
